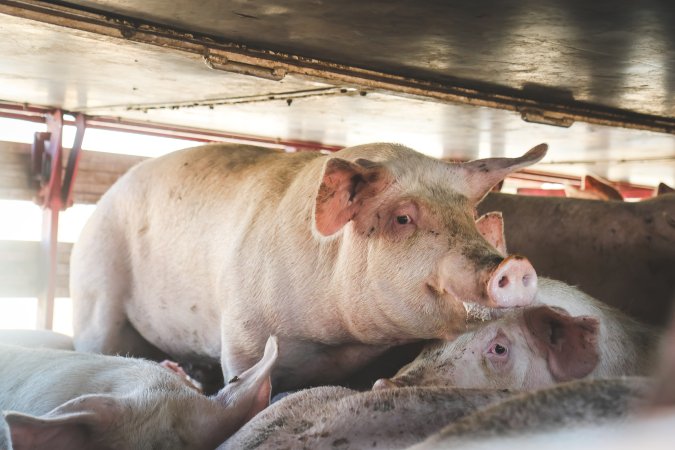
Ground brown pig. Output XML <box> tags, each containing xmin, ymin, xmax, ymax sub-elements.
<box><xmin>71</xmin><ymin>142</ymin><xmax>546</xmax><ymax>391</ymax></box>
<box><xmin>477</xmin><ymin>192</ymin><xmax>675</xmax><ymax>326</ymax></box>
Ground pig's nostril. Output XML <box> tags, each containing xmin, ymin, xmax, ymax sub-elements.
<box><xmin>522</xmin><ymin>274</ymin><xmax>532</xmax><ymax>287</ymax></box>
<box><xmin>498</xmin><ymin>276</ymin><xmax>509</xmax><ymax>288</ymax></box>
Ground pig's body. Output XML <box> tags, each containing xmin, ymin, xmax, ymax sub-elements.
<box><xmin>0</xmin><ymin>338</ymin><xmax>277</xmax><ymax>450</ymax></box>
<box><xmin>478</xmin><ymin>193</ymin><xmax>675</xmax><ymax>326</ymax></box>
<box><xmin>411</xmin><ymin>377</ymin><xmax>651</xmax><ymax>450</ymax></box>
<box><xmin>71</xmin><ymin>143</ymin><xmax>545</xmax><ymax>391</ymax></box>
<box><xmin>221</xmin><ymin>385</ymin><xmax>515</xmax><ymax>450</ymax></box>
<box><xmin>379</xmin><ymin>278</ymin><xmax>658</xmax><ymax>390</ymax></box>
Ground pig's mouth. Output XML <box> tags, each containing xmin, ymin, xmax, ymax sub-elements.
<box><xmin>462</xmin><ymin>301</ymin><xmax>498</xmax><ymax>323</ymax></box>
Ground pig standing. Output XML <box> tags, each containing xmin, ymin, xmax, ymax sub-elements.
<box><xmin>477</xmin><ymin>192</ymin><xmax>675</xmax><ymax>326</ymax></box>
<box><xmin>0</xmin><ymin>336</ymin><xmax>277</xmax><ymax>450</ymax></box>
<box><xmin>71</xmin><ymin>142</ymin><xmax>546</xmax><ymax>391</ymax></box>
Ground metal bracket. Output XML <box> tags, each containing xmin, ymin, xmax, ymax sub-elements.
<box><xmin>30</xmin><ymin>109</ymin><xmax>86</xmax><ymax>330</ymax></box>
<box><xmin>31</xmin><ymin>110</ymin><xmax>86</xmax><ymax>210</ymax></box>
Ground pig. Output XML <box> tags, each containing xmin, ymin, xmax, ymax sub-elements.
<box><xmin>375</xmin><ymin>279</ymin><xmax>658</xmax><ymax>391</ymax></box>
<box><xmin>410</xmin><ymin>376</ymin><xmax>652</xmax><ymax>450</ymax></box>
<box><xmin>477</xmin><ymin>192</ymin><xmax>675</xmax><ymax>326</ymax></box>
<box><xmin>220</xmin><ymin>385</ymin><xmax>515</xmax><ymax>450</ymax></box>
<box><xmin>0</xmin><ymin>336</ymin><xmax>278</xmax><ymax>450</ymax></box>
<box><xmin>71</xmin><ymin>142</ymin><xmax>546</xmax><ymax>391</ymax></box>
<box><xmin>564</xmin><ymin>174</ymin><xmax>624</xmax><ymax>201</ymax></box>
<box><xmin>374</xmin><ymin>213</ymin><xmax>658</xmax><ymax>390</ymax></box>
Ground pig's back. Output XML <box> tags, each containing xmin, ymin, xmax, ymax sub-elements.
<box><xmin>0</xmin><ymin>344</ymin><xmax>173</xmax><ymax>415</ymax></box>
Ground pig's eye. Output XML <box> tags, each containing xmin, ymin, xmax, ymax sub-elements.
<box><xmin>489</xmin><ymin>343</ymin><xmax>509</xmax><ymax>357</ymax></box>
<box><xmin>396</xmin><ymin>215</ymin><xmax>412</xmax><ymax>225</ymax></box>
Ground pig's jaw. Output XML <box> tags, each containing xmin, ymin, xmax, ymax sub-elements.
<box><xmin>462</xmin><ymin>302</ymin><xmax>497</xmax><ymax>322</ymax></box>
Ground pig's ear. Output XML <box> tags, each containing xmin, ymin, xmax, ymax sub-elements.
<box><xmin>656</xmin><ymin>182</ymin><xmax>674</xmax><ymax>196</ymax></box>
<box><xmin>583</xmin><ymin>175</ymin><xmax>623</xmax><ymax>201</ymax></box>
<box><xmin>524</xmin><ymin>306</ymin><xmax>600</xmax><ymax>382</ymax></box>
<box><xmin>475</xmin><ymin>211</ymin><xmax>507</xmax><ymax>256</ymax></box>
<box><xmin>314</xmin><ymin>157</ymin><xmax>390</xmax><ymax>236</ymax></box>
<box><xmin>5</xmin><ymin>395</ymin><xmax>124</xmax><ymax>450</ymax></box>
<box><xmin>456</xmin><ymin>143</ymin><xmax>547</xmax><ymax>203</ymax></box>
<box><xmin>217</xmin><ymin>336</ymin><xmax>279</xmax><ymax>421</ymax></box>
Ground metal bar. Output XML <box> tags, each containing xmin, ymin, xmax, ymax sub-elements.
<box><xmin>0</xmin><ymin>101</ymin><xmax>343</xmax><ymax>152</ymax></box>
<box><xmin>34</xmin><ymin>110</ymin><xmax>65</xmax><ymax>330</ymax></box>
<box><xmin>1</xmin><ymin>0</ymin><xmax>674</xmax><ymax>134</ymax></box>
<box><xmin>60</xmin><ymin>113</ymin><xmax>86</xmax><ymax>209</ymax></box>
<box><xmin>36</xmin><ymin>206</ymin><xmax>58</xmax><ymax>329</ymax></box>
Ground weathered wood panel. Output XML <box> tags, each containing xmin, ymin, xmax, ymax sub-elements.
<box><xmin>0</xmin><ymin>240</ymin><xmax>72</xmax><ymax>298</ymax></box>
<box><xmin>0</xmin><ymin>140</ymin><xmax>146</xmax><ymax>204</ymax></box>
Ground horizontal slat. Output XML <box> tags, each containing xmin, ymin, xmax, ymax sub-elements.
<box><xmin>0</xmin><ymin>240</ymin><xmax>72</xmax><ymax>297</ymax></box>
<box><xmin>0</xmin><ymin>140</ymin><xmax>146</xmax><ymax>204</ymax></box>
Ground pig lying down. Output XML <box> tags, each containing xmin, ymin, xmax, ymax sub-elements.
<box><xmin>0</xmin><ymin>337</ymin><xmax>278</xmax><ymax>450</ymax></box>
<box><xmin>375</xmin><ymin>278</ymin><xmax>658</xmax><ymax>390</ymax></box>
<box><xmin>221</xmin><ymin>385</ymin><xmax>516</xmax><ymax>450</ymax></box>
<box><xmin>71</xmin><ymin>142</ymin><xmax>546</xmax><ymax>391</ymax></box>
<box><xmin>411</xmin><ymin>377</ymin><xmax>651</xmax><ymax>450</ymax></box>
<box><xmin>413</xmin><ymin>300</ymin><xmax>675</xmax><ymax>450</ymax></box>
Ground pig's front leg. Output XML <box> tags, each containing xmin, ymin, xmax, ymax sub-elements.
<box><xmin>271</xmin><ymin>340</ymin><xmax>393</xmax><ymax>391</ymax></box>
<box><xmin>220</xmin><ymin>338</ymin><xmax>392</xmax><ymax>392</ymax></box>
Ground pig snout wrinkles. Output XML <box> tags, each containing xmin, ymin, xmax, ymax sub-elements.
<box><xmin>487</xmin><ymin>255</ymin><xmax>538</xmax><ymax>307</ymax></box>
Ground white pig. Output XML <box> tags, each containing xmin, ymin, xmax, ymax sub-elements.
<box><xmin>0</xmin><ymin>336</ymin><xmax>278</xmax><ymax>450</ymax></box>
<box><xmin>71</xmin><ymin>142</ymin><xmax>546</xmax><ymax>391</ymax></box>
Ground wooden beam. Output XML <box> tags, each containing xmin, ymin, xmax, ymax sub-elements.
<box><xmin>0</xmin><ymin>240</ymin><xmax>72</xmax><ymax>298</ymax></box>
<box><xmin>0</xmin><ymin>140</ymin><xmax>146</xmax><ymax>204</ymax></box>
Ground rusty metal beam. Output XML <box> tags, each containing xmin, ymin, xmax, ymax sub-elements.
<box><xmin>0</xmin><ymin>101</ymin><xmax>343</xmax><ymax>152</ymax></box>
<box><xmin>1</xmin><ymin>0</ymin><xmax>674</xmax><ymax>135</ymax></box>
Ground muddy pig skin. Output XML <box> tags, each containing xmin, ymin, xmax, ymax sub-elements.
<box><xmin>220</xmin><ymin>385</ymin><xmax>515</xmax><ymax>450</ymax></box>
<box><xmin>0</xmin><ymin>337</ymin><xmax>277</xmax><ymax>450</ymax></box>
<box><xmin>71</xmin><ymin>142</ymin><xmax>546</xmax><ymax>391</ymax></box>
<box><xmin>411</xmin><ymin>377</ymin><xmax>651</xmax><ymax>450</ymax></box>
<box><xmin>478</xmin><ymin>192</ymin><xmax>675</xmax><ymax>326</ymax></box>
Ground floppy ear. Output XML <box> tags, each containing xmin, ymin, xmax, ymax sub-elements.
<box><xmin>454</xmin><ymin>143</ymin><xmax>547</xmax><ymax>203</ymax></box>
<box><xmin>475</xmin><ymin>211</ymin><xmax>507</xmax><ymax>256</ymax></box>
<box><xmin>216</xmin><ymin>336</ymin><xmax>279</xmax><ymax>423</ymax></box>
<box><xmin>314</xmin><ymin>157</ymin><xmax>390</xmax><ymax>236</ymax></box>
<box><xmin>524</xmin><ymin>306</ymin><xmax>600</xmax><ymax>382</ymax></box>
<box><xmin>5</xmin><ymin>395</ymin><xmax>124</xmax><ymax>450</ymax></box>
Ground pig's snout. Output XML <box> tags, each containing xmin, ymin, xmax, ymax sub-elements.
<box><xmin>487</xmin><ymin>255</ymin><xmax>537</xmax><ymax>307</ymax></box>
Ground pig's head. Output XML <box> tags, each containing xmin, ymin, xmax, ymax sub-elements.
<box><xmin>5</xmin><ymin>336</ymin><xmax>279</xmax><ymax>450</ymax></box>
<box><xmin>312</xmin><ymin>143</ymin><xmax>546</xmax><ymax>340</ymax></box>
<box><xmin>373</xmin><ymin>306</ymin><xmax>599</xmax><ymax>391</ymax></box>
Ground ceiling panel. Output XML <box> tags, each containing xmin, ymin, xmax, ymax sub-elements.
<box><xmin>0</xmin><ymin>2</ymin><xmax>673</xmax><ymax>188</ymax></box>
